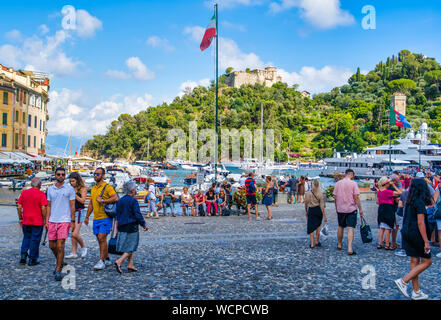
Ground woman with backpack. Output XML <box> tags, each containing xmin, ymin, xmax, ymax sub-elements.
<box><xmin>304</xmin><ymin>179</ymin><xmax>327</xmax><ymax>248</ymax></box>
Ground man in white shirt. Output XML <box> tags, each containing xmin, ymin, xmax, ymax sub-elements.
<box><xmin>46</xmin><ymin>167</ymin><xmax>75</xmax><ymax>281</ymax></box>
<box><xmin>146</xmin><ymin>178</ymin><xmax>159</xmax><ymax>219</ymax></box>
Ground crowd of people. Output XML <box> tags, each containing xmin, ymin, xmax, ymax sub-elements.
<box><xmin>14</xmin><ymin>165</ymin><xmax>440</xmax><ymax>299</ymax></box>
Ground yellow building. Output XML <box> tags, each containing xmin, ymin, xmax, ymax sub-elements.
<box><xmin>0</xmin><ymin>75</ymin><xmax>15</xmax><ymax>151</ymax></box>
<box><xmin>0</xmin><ymin>65</ymin><xmax>49</xmax><ymax>155</ymax></box>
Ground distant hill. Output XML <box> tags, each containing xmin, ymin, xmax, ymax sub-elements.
<box><xmin>82</xmin><ymin>49</ymin><xmax>441</xmax><ymax>161</ymax></box>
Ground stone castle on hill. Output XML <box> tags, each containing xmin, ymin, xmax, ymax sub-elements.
<box><xmin>225</xmin><ymin>66</ymin><xmax>282</xmax><ymax>88</ymax></box>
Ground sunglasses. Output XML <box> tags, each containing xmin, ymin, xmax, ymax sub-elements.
<box><xmin>56</xmin><ymin>173</ymin><xmax>65</xmax><ymax>176</ymax></box>
<box><xmin>94</xmin><ymin>173</ymin><xmax>101</xmax><ymax>176</ymax></box>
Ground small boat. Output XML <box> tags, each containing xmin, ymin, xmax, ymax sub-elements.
<box><xmin>184</xmin><ymin>172</ymin><xmax>197</xmax><ymax>185</ymax></box>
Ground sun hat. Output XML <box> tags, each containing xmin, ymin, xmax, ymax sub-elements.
<box><xmin>415</xmin><ymin>172</ymin><xmax>425</xmax><ymax>178</ymax></box>
<box><xmin>378</xmin><ymin>176</ymin><xmax>390</xmax><ymax>186</ymax></box>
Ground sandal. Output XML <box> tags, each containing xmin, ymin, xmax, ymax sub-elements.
<box><xmin>310</xmin><ymin>245</ymin><xmax>315</xmax><ymax>249</ymax></box>
<box><xmin>128</xmin><ymin>267</ymin><xmax>138</xmax><ymax>272</ymax></box>
<box><xmin>114</xmin><ymin>262</ymin><xmax>122</xmax><ymax>274</ymax></box>
<box><xmin>315</xmin><ymin>242</ymin><xmax>321</xmax><ymax>247</ymax></box>
<box><xmin>384</xmin><ymin>245</ymin><xmax>392</xmax><ymax>250</ymax></box>
<box><xmin>377</xmin><ymin>244</ymin><xmax>384</xmax><ymax>249</ymax></box>
<box><xmin>348</xmin><ymin>251</ymin><xmax>357</xmax><ymax>255</ymax></box>
<box><xmin>337</xmin><ymin>245</ymin><xmax>342</xmax><ymax>251</ymax></box>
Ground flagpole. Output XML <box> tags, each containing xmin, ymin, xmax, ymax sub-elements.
<box><xmin>388</xmin><ymin>105</ymin><xmax>392</xmax><ymax>173</ymax></box>
<box><xmin>214</xmin><ymin>3</ymin><xmax>219</xmax><ymax>184</ymax></box>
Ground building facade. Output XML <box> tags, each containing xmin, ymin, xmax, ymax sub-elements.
<box><xmin>0</xmin><ymin>65</ymin><xmax>49</xmax><ymax>155</ymax></box>
<box><xmin>225</xmin><ymin>66</ymin><xmax>282</xmax><ymax>88</ymax></box>
<box><xmin>391</xmin><ymin>92</ymin><xmax>407</xmax><ymax>116</ymax></box>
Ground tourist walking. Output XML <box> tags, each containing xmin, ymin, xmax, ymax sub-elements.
<box><xmin>376</xmin><ymin>177</ymin><xmax>402</xmax><ymax>250</ymax></box>
<box><xmin>305</xmin><ymin>179</ymin><xmax>327</xmax><ymax>248</ymax></box>
<box><xmin>245</xmin><ymin>172</ymin><xmax>259</xmax><ymax>220</ymax></box>
<box><xmin>272</xmin><ymin>176</ymin><xmax>279</xmax><ymax>206</ymax></box>
<box><xmin>162</xmin><ymin>187</ymin><xmax>176</xmax><ymax>217</ymax></box>
<box><xmin>114</xmin><ymin>181</ymin><xmax>148</xmax><ymax>274</ymax></box>
<box><xmin>395</xmin><ymin>178</ymin><xmax>433</xmax><ymax>300</ymax></box>
<box><xmin>17</xmin><ymin>177</ymin><xmax>48</xmax><ymax>266</ymax></box>
<box><xmin>180</xmin><ymin>186</ymin><xmax>196</xmax><ymax>216</ymax></box>
<box><xmin>46</xmin><ymin>168</ymin><xmax>76</xmax><ymax>281</ymax></box>
<box><xmin>144</xmin><ymin>178</ymin><xmax>159</xmax><ymax>219</ymax></box>
<box><xmin>65</xmin><ymin>172</ymin><xmax>88</xmax><ymax>259</ymax></box>
<box><xmin>297</xmin><ymin>176</ymin><xmax>305</xmax><ymax>203</ymax></box>
<box><xmin>155</xmin><ymin>187</ymin><xmax>163</xmax><ymax>214</ymax></box>
<box><xmin>284</xmin><ymin>175</ymin><xmax>298</xmax><ymax>204</ymax></box>
<box><xmin>84</xmin><ymin>167</ymin><xmax>118</xmax><ymax>271</ymax></box>
<box><xmin>332</xmin><ymin>169</ymin><xmax>364</xmax><ymax>255</ymax></box>
<box><xmin>390</xmin><ymin>174</ymin><xmax>404</xmax><ymax>250</ymax></box>
<box><xmin>262</xmin><ymin>176</ymin><xmax>273</xmax><ymax>220</ymax></box>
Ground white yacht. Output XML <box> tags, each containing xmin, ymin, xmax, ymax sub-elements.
<box><xmin>322</xmin><ymin>123</ymin><xmax>441</xmax><ymax>177</ymax></box>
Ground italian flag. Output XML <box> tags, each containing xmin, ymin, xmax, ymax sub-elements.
<box><xmin>390</xmin><ymin>106</ymin><xmax>411</xmax><ymax>128</ymax></box>
<box><xmin>200</xmin><ymin>14</ymin><xmax>216</xmax><ymax>51</ymax></box>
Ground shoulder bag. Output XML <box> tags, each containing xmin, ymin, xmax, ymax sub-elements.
<box><xmin>99</xmin><ymin>184</ymin><xmax>118</xmax><ymax>218</ymax></box>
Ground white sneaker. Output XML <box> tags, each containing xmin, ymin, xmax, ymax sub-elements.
<box><xmin>395</xmin><ymin>250</ymin><xmax>407</xmax><ymax>257</ymax></box>
<box><xmin>65</xmin><ymin>253</ymin><xmax>78</xmax><ymax>259</ymax></box>
<box><xmin>104</xmin><ymin>258</ymin><xmax>112</xmax><ymax>266</ymax></box>
<box><xmin>394</xmin><ymin>278</ymin><xmax>409</xmax><ymax>298</ymax></box>
<box><xmin>412</xmin><ymin>290</ymin><xmax>429</xmax><ymax>300</ymax></box>
<box><xmin>256</xmin><ymin>216</ymin><xmax>262</xmax><ymax>221</ymax></box>
<box><xmin>93</xmin><ymin>260</ymin><xmax>105</xmax><ymax>270</ymax></box>
<box><xmin>436</xmin><ymin>252</ymin><xmax>441</xmax><ymax>259</ymax></box>
<box><xmin>79</xmin><ymin>247</ymin><xmax>88</xmax><ymax>258</ymax></box>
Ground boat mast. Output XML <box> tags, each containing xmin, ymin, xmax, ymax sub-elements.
<box><xmin>214</xmin><ymin>3</ymin><xmax>219</xmax><ymax>184</ymax></box>
<box><xmin>260</xmin><ymin>102</ymin><xmax>263</xmax><ymax>165</ymax></box>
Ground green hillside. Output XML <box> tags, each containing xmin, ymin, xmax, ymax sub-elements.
<box><xmin>82</xmin><ymin>50</ymin><xmax>441</xmax><ymax>161</ymax></box>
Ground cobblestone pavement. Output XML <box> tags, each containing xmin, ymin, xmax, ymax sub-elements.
<box><xmin>1</xmin><ymin>201</ymin><xmax>440</xmax><ymax>300</ymax></box>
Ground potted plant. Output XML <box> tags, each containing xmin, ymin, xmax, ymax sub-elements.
<box><xmin>233</xmin><ymin>187</ymin><xmax>263</xmax><ymax>214</ymax></box>
<box><xmin>325</xmin><ymin>185</ymin><xmax>335</xmax><ymax>202</ymax></box>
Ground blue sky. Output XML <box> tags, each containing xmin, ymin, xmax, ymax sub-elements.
<box><xmin>0</xmin><ymin>0</ymin><xmax>440</xmax><ymax>155</ymax></box>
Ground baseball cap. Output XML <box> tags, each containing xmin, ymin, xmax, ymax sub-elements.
<box><xmin>415</xmin><ymin>172</ymin><xmax>425</xmax><ymax>178</ymax></box>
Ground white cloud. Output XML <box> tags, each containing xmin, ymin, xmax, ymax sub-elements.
<box><xmin>146</xmin><ymin>36</ymin><xmax>175</xmax><ymax>52</ymax></box>
<box><xmin>277</xmin><ymin>65</ymin><xmax>353</xmax><ymax>93</ymax></box>
<box><xmin>0</xmin><ymin>8</ymin><xmax>102</xmax><ymax>77</ymax></box>
<box><xmin>48</xmin><ymin>89</ymin><xmax>154</xmax><ymax>138</ymax></box>
<box><xmin>39</xmin><ymin>24</ymin><xmax>50</xmax><ymax>35</ymax></box>
<box><xmin>104</xmin><ymin>70</ymin><xmax>130</xmax><ymax>79</ymax></box>
<box><xmin>178</xmin><ymin>78</ymin><xmax>211</xmax><ymax>97</ymax></box>
<box><xmin>184</xmin><ymin>26</ymin><xmax>205</xmax><ymax>43</ymax></box>
<box><xmin>219</xmin><ymin>37</ymin><xmax>264</xmax><ymax>71</ymax></box>
<box><xmin>75</xmin><ymin>9</ymin><xmax>103</xmax><ymax>38</ymax></box>
<box><xmin>270</xmin><ymin>0</ymin><xmax>355</xmax><ymax>29</ymax></box>
<box><xmin>126</xmin><ymin>57</ymin><xmax>154</xmax><ymax>81</ymax></box>
<box><xmin>5</xmin><ymin>30</ymin><xmax>22</xmax><ymax>41</ymax></box>
<box><xmin>0</xmin><ymin>30</ymin><xmax>82</xmax><ymax>76</ymax></box>
<box><xmin>184</xmin><ymin>26</ymin><xmax>264</xmax><ymax>71</ymax></box>
<box><xmin>105</xmin><ymin>57</ymin><xmax>155</xmax><ymax>81</ymax></box>
<box><xmin>184</xmin><ymin>24</ymin><xmax>352</xmax><ymax>93</ymax></box>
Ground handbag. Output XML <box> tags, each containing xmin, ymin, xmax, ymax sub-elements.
<box><xmin>360</xmin><ymin>216</ymin><xmax>373</xmax><ymax>243</ymax></box>
<box><xmin>108</xmin><ymin>220</ymin><xmax>123</xmax><ymax>255</ymax></box>
<box><xmin>99</xmin><ymin>184</ymin><xmax>118</xmax><ymax>218</ymax></box>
